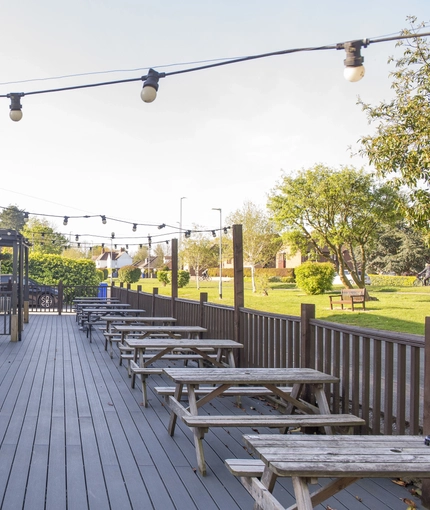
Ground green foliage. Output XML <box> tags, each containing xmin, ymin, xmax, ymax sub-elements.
<box><xmin>365</xmin><ymin>222</ymin><xmax>430</xmax><ymax>275</ymax></box>
<box><xmin>22</xmin><ymin>218</ymin><xmax>68</xmax><ymax>255</ymax></box>
<box><xmin>358</xmin><ymin>17</ymin><xmax>430</xmax><ymax>229</ymax></box>
<box><xmin>268</xmin><ymin>164</ymin><xmax>401</xmax><ymax>284</ymax></box>
<box><xmin>369</xmin><ymin>274</ymin><xmax>417</xmax><ymax>287</ymax></box>
<box><xmin>0</xmin><ymin>205</ymin><xmax>26</xmax><ymax>231</ymax></box>
<box><xmin>255</xmin><ymin>273</ymin><xmax>270</xmax><ymax>295</ymax></box>
<box><xmin>118</xmin><ymin>265</ymin><xmax>141</xmax><ymax>284</ymax></box>
<box><xmin>157</xmin><ymin>270</ymin><xmax>170</xmax><ymax>286</ymax></box>
<box><xmin>209</xmin><ymin>267</ymin><xmax>294</xmax><ymax>279</ymax></box>
<box><xmin>96</xmin><ymin>269</ymin><xmax>106</xmax><ymax>282</ymax></box>
<box><xmin>28</xmin><ymin>253</ymin><xmax>100</xmax><ymax>301</ymax></box>
<box><xmin>295</xmin><ymin>261</ymin><xmax>335</xmax><ymax>295</ymax></box>
<box><xmin>178</xmin><ymin>270</ymin><xmax>190</xmax><ymax>288</ymax></box>
<box><xmin>0</xmin><ymin>252</ymin><xmax>12</xmax><ymax>273</ymax></box>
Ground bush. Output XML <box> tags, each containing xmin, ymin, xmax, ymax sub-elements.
<box><xmin>118</xmin><ymin>265</ymin><xmax>141</xmax><ymax>284</ymax></box>
<box><xmin>157</xmin><ymin>270</ymin><xmax>170</xmax><ymax>286</ymax></box>
<box><xmin>295</xmin><ymin>261</ymin><xmax>335</xmax><ymax>295</ymax></box>
<box><xmin>369</xmin><ymin>274</ymin><xmax>417</xmax><ymax>286</ymax></box>
<box><xmin>178</xmin><ymin>270</ymin><xmax>190</xmax><ymax>288</ymax></box>
<box><xmin>96</xmin><ymin>269</ymin><xmax>106</xmax><ymax>282</ymax></box>
<box><xmin>208</xmin><ymin>267</ymin><xmax>295</xmax><ymax>279</ymax></box>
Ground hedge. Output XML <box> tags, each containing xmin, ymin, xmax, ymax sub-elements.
<box><xmin>207</xmin><ymin>267</ymin><xmax>295</xmax><ymax>279</ymax></box>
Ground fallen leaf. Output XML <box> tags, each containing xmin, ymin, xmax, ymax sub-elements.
<box><xmin>354</xmin><ymin>495</ymin><xmax>362</xmax><ymax>502</ymax></box>
<box><xmin>392</xmin><ymin>479</ymin><xmax>407</xmax><ymax>486</ymax></box>
<box><xmin>107</xmin><ymin>402</ymin><xmax>114</xmax><ymax>406</ymax></box>
<box><xmin>400</xmin><ymin>498</ymin><xmax>416</xmax><ymax>508</ymax></box>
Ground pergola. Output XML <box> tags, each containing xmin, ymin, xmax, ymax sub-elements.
<box><xmin>0</xmin><ymin>229</ymin><xmax>30</xmax><ymax>341</ymax></box>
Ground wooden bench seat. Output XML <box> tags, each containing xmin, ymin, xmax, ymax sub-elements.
<box><xmin>225</xmin><ymin>458</ymin><xmax>265</xmax><ymax>477</ymax></box>
<box><xmin>169</xmin><ymin>396</ymin><xmax>365</xmax><ymax>433</ymax></box>
<box><xmin>155</xmin><ymin>385</ymin><xmax>292</xmax><ymax>398</ymax></box>
<box><xmin>329</xmin><ymin>288</ymin><xmax>366</xmax><ymax>311</ymax></box>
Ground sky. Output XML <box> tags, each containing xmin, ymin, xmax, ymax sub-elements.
<box><xmin>0</xmin><ymin>1</ymin><xmax>429</xmax><ymax>253</ymax></box>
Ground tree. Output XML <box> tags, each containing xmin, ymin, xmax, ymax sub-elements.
<box><xmin>22</xmin><ymin>218</ymin><xmax>68</xmax><ymax>255</ymax></box>
<box><xmin>366</xmin><ymin>222</ymin><xmax>430</xmax><ymax>275</ymax></box>
<box><xmin>132</xmin><ymin>245</ymin><xmax>148</xmax><ymax>264</ymax></box>
<box><xmin>226</xmin><ymin>201</ymin><xmax>282</xmax><ymax>292</ymax></box>
<box><xmin>153</xmin><ymin>243</ymin><xmax>168</xmax><ymax>269</ymax></box>
<box><xmin>181</xmin><ymin>229</ymin><xmax>218</xmax><ymax>289</ymax></box>
<box><xmin>358</xmin><ymin>17</ymin><xmax>430</xmax><ymax>230</ymax></box>
<box><xmin>0</xmin><ymin>205</ymin><xmax>26</xmax><ymax>231</ymax></box>
<box><xmin>267</xmin><ymin>165</ymin><xmax>401</xmax><ymax>288</ymax></box>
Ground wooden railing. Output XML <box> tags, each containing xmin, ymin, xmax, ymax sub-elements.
<box><xmin>111</xmin><ymin>285</ymin><xmax>427</xmax><ymax>436</ymax></box>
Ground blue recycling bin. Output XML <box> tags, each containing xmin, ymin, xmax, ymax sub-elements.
<box><xmin>98</xmin><ymin>282</ymin><xmax>108</xmax><ymax>298</ymax></box>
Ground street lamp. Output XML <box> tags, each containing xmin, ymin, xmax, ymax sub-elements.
<box><xmin>212</xmin><ymin>208</ymin><xmax>222</xmax><ymax>299</ymax></box>
<box><xmin>179</xmin><ymin>197</ymin><xmax>187</xmax><ymax>266</ymax></box>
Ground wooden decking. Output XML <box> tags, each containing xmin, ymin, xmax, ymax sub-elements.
<box><xmin>0</xmin><ymin>313</ymin><xmax>423</xmax><ymax>510</ymax></box>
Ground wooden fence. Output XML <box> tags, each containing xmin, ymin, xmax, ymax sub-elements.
<box><xmin>112</xmin><ymin>285</ymin><xmax>427</xmax><ymax>436</ymax></box>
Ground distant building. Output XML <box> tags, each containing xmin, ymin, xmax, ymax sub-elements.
<box><xmin>95</xmin><ymin>249</ymin><xmax>133</xmax><ymax>270</ymax></box>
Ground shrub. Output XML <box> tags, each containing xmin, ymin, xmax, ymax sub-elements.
<box><xmin>178</xmin><ymin>270</ymin><xmax>190</xmax><ymax>288</ymax></box>
<box><xmin>96</xmin><ymin>269</ymin><xmax>106</xmax><ymax>282</ymax></box>
<box><xmin>118</xmin><ymin>265</ymin><xmax>141</xmax><ymax>284</ymax></box>
<box><xmin>295</xmin><ymin>261</ymin><xmax>335</xmax><ymax>295</ymax></box>
<box><xmin>157</xmin><ymin>270</ymin><xmax>170</xmax><ymax>286</ymax></box>
<box><xmin>369</xmin><ymin>274</ymin><xmax>416</xmax><ymax>286</ymax></box>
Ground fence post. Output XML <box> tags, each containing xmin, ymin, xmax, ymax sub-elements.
<box><xmin>57</xmin><ymin>281</ymin><xmax>63</xmax><ymax>316</ymax></box>
<box><xmin>199</xmin><ymin>292</ymin><xmax>208</xmax><ymax>329</ymax></box>
<box><xmin>422</xmin><ymin>317</ymin><xmax>430</xmax><ymax>508</ymax></box>
<box><xmin>152</xmin><ymin>288</ymin><xmax>159</xmax><ymax>316</ymax></box>
<box><xmin>171</xmin><ymin>238</ymin><xmax>178</xmax><ymax>318</ymax></box>
<box><xmin>137</xmin><ymin>285</ymin><xmax>141</xmax><ymax>310</ymax></box>
<box><xmin>233</xmin><ymin>224</ymin><xmax>244</xmax><ymax>367</ymax></box>
<box><xmin>300</xmin><ymin>304</ymin><xmax>315</xmax><ymax>369</ymax></box>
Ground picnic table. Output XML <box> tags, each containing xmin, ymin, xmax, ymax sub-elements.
<box><xmin>113</xmin><ymin>324</ymin><xmax>207</xmax><ymax>343</ymax></box>
<box><xmin>99</xmin><ymin>316</ymin><xmax>177</xmax><ymax>356</ymax></box>
<box><xmin>126</xmin><ymin>338</ymin><xmax>242</xmax><ymax>407</ymax></box>
<box><xmin>163</xmin><ymin>367</ymin><xmax>364</xmax><ymax>475</ymax></box>
<box><xmin>226</xmin><ymin>434</ymin><xmax>430</xmax><ymax>510</ymax></box>
<box><xmin>81</xmin><ymin>306</ymin><xmax>146</xmax><ymax>342</ymax></box>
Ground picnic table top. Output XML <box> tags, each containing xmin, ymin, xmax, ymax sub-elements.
<box><xmin>99</xmin><ymin>315</ymin><xmax>176</xmax><ymax>322</ymax></box>
<box><xmin>163</xmin><ymin>367</ymin><xmax>339</xmax><ymax>385</ymax></box>
<box><xmin>243</xmin><ymin>434</ymin><xmax>430</xmax><ymax>478</ymax></box>
<box><xmin>113</xmin><ymin>324</ymin><xmax>207</xmax><ymax>333</ymax></box>
<box><xmin>125</xmin><ymin>338</ymin><xmax>243</xmax><ymax>349</ymax></box>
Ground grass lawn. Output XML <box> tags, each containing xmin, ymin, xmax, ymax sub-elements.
<box><xmin>125</xmin><ymin>278</ymin><xmax>430</xmax><ymax>336</ymax></box>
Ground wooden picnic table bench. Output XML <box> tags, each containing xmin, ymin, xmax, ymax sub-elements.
<box><xmin>329</xmin><ymin>288</ymin><xmax>366</xmax><ymax>311</ymax></box>
<box><xmin>227</xmin><ymin>434</ymin><xmax>430</xmax><ymax>510</ymax></box>
<box><xmin>125</xmin><ymin>338</ymin><xmax>242</xmax><ymax>407</ymax></box>
<box><xmin>163</xmin><ymin>367</ymin><xmax>363</xmax><ymax>476</ymax></box>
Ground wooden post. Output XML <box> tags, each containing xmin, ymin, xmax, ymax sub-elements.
<box><xmin>57</xmin><ymin>281</ymin><xmax>63</xmax><ymax>316</ymax></box>
<box><xmin>137</xmin><ymin>285</ymin><xmax>141</xmax><ymax>310</ymax></box>
<box><xmin>152</xmin><ymin>288</ymin><xmax>159</xmax><ymax>316</ymax></box>
<box><xmin>233</xmin><ymin>224</ymin><xmax>244</xmax><ymax>367</ymax></box>
<box><xmin>300</xmin><ymin>304</ymin><xmax>315</xmax><ymax>369</ymax></box>
<box><xmin>171</xmin><ymin>238</ymin><xmax>178</xmax><ymax>318</ymax></box>
<box><xmin>199</xmin><ymin>292</ymin><xmax>208</xmax><ymax>329</ymax></box>
<box><xmin>422</xmin><ymin>317</ymin><xmax>430</xmax><ymax>508</ymax></box>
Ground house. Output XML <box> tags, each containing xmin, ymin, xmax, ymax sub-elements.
<box><xmin>95</xmin><ymin>249</ymin><xmax>133</xmax><ymax>270</ymax></box>
<box><xmin>134</xmin><ymin>255</ymin><xmax>172</xmax><ymax>277</ymax></box>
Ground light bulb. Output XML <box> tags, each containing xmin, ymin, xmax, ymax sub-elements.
<box><xmin>141</xmin><ymin>86</ymin><xmax>157</xmax><ymax>103</ymax></box>
<box><xmin>10</xmin><ymin>109</ymin><xmax>23</xmax><ymax>122</ymax></box>
<box><xmin>344</xmin><ymin>65</ymin><xmax>365</xmax><ymax>82</ymax></box>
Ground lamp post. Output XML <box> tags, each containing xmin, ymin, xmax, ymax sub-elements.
<box><xmin>179</xmin><ymin>197</ymin><xmax>187</xmax><ymax>268</ymax></box>
<box><xmin>212</xmin><ymin>208</ymin><xmax>222</xmax><ymax>299</ymax></box>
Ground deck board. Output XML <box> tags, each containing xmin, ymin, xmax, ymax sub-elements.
<box><xmin>0</xmin><ymin>313</ymin><xmax>423</xmax><ymax>510</ymax></box>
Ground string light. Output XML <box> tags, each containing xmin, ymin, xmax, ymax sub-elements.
<box><xmin>63</xmin><ymin>216</ymin><xmax>69</xmax><ymax>226</ymax></box>
<box><xmin>101</xmin><ymin>215</ymin><xmax>107</xmax><ymax>224</ymax></box>
<box><xmin>2</xmin><ymin>29</ymin><xmax>429</xmax><ymax>120</ymax></box>
<box><xmin>132</xmin><ymin>223</ymin><xmax>137</xmax><ymax>232</ymax></box>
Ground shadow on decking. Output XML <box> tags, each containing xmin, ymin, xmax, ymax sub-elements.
<box><xmin>0</xmin><ymin>313</ymin><xmax>422</xmax><ymax>510</ymax></box>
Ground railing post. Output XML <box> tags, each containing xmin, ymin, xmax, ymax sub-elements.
<box><xmin>233</xmin><ymin>224</ymin><xmax>244</xmax><ymax>367</ymax></box>
<box><xmin>137</xmin><ymin>285</ymin><xmax>141</xmax><ymax>310</ymax></box>
<box><xmin>300</xmin><ymin>304</ymin><xmax>315</xmax><ymax>369</ymax></box>
<box><xmin>57</xmin><ymin>281</ymin><xmax>63</xmax><ymax>316</ymax></box>
<box><xmin>199</xmin><ymin>292</ymin><xmax>208</xmax><ymax>329</ymax></box>
<box><xmin>152</xmin><ymin>288</ymin><xmax>159</xmax><ymax>316</ymax></box>
<box><xmin>422</xmin><ymin>317</ymin><xmax>430</xmax><ymax>507</ymax></box>
<box><xmin>171</xmin><ymin>238</ymin><xmax>178</xmax><ymax>319</ymax></box>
